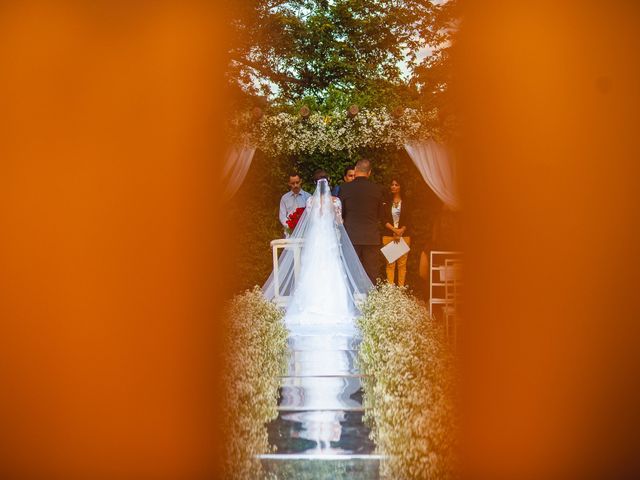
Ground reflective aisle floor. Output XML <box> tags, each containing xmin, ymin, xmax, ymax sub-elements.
<box><xmin>259</xmin><ymin>330</ymin><xmax>382</xmax><ymax>479</ymax></box>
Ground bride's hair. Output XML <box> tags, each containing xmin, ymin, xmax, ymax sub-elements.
<box><xmin>313</xmin><ymin>169</ymin><xmax>329</xmax><ymax>183</ymax></box>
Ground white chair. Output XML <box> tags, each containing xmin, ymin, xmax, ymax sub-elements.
<box><xmin>429</xmin><ymin>251</ymin><xmax>463</xmax><ymax>319</ymax></box>
<box><xmin>269</xmin><ymin>238</ymin><xmax>304</xmax><ymax>307</ymax></box>
<box><xmin>443</xmin><ymin>258</ymin><xmax>462</xmax><ymax>346</ymax></box>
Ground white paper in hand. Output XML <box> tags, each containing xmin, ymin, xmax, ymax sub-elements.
<box><xmin>380</xmin><ymin>237</ymin><xmax>410</xmax><ymax>264</ymax></box>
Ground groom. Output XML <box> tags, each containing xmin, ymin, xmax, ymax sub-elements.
<box><xmin>339</xmin><ymin>159</ymin><xmax>384</xmax><ymax>283</ymax></box>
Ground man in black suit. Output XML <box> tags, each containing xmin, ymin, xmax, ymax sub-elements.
<box><xmin>338</xmin><ymin>159</ymin><xmax>384</xmax><ymax>283</ymax></box>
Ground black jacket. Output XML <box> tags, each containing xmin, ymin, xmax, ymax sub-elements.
<box><xmin>382</xmin><ymin>197</ymin><xmax>412</xmax><ymax>237</ymax></box>
<box><xmin>338</xmin><ymin>177</ymin><xmax>384</xmax><ymax>245</ymax></box>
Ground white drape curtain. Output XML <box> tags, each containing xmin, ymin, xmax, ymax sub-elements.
<box><xmin>222</xmin><ymin>144</ymin><xmax>256</xmax><ymax>202</ymax></box>
<box><xmin>221</xmin><ymin>140</ymin><xmax>457</xmax><ymax>206</ymax></box>
<box><xmin>404</xmin><ymin>139</ymin><xmax>460</xmax><ymax>210</ymax></box>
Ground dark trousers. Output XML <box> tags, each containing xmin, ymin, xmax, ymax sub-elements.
<box><xmin>353</xmin><ymin>244</ymin><xmax>381</xmax><ymax>284</ymax></box>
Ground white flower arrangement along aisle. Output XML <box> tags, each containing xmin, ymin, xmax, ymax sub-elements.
<box><xmin>358</xmin><ymin>284</ymin><xmax>457</xmax><ymax>479</ymax></box>
<box><xmin>223</xmin><ymin>287</ymin><xmax>288</xmax><ymax>479</ymax></box>
<box><xmin>230</xmin><ymin>106</ymin><xmax>437</xmax><ymax>156</ymax></box>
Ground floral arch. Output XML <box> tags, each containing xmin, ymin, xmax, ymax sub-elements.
<box><xmin>224</xmin><ymin>106</ymin><xmax>459</xmax><ymax>211</ymax></box>
<box><xmin>231</xmin><ymin>107</ymin><xmax>435</xmax><ymax>157</ymax></box>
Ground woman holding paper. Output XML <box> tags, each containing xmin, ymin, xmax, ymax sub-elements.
<box><xmin>382</xmin><ymin>178</ymin><xmax>412</xmax><ymax>286</ymax></box>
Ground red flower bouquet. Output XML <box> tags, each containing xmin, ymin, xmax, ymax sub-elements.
<box><xmin>285</xmin><ymin>207</ymin><xmax>305</xmax><ymax>235</ymax></box>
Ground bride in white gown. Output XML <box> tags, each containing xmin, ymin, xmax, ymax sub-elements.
<box><xmin>262</xmin><ymin>177</ymin><xmax>372</xmax><ymax>454</ymax></box>
<box><xmin>263</xmin><ymin>177</ymin><xmax>373</xmax><ymax>332</ymax></box>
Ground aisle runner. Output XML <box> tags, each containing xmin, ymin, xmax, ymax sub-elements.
<box><xmin>259</xmin><ymin>328</ymin><xmax>382</xmax><ymax>479</ymax></box>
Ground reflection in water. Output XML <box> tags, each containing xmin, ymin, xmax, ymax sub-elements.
<box><xmin>283</xmin><ymin>411</ymin><xmax>346</xmax><ymax>453</ymax></box>
<box><xmin>269</xmin><ymin>328</ymin><xmax>375</xmax><ymax>455</ymax></box>
<box><xmin>280</xmin><ymin>376</ymin><xmax>362</xmax><ymax>410</ymax></box>
<box><xmin>287</xmin><ymin>349</ymin><xmax>358</xmax><ymax>376</ymax></box>
<box><xmin>262</xmin><ymin>326</ymin><xmax>380</xmax><ymax>478</ymax></box>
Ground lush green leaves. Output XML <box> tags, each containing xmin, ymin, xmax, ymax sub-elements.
<box><xmin>229</xmin><ymin>0</ymin><xmax>457</xmax><ymax>109</ymax></box>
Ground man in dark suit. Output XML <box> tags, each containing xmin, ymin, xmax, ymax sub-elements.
<box><xmin>338</xmin><ymin>159</ymin><xmax>384</xmax><ymax>283</ymax></box>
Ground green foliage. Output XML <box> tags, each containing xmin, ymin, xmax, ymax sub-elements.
<box><xmin>290</xmin><ymin>83</ymin><xmax>422</xmax><ymax>113</ymax></box>
<box><xmin>230</xmin><ymin>0</ymin><xmax>458</xmax><ymax>114</ymax></box>
<box><xmin>357</xmin><ymin>283</ymin><xmax>458</xmax><ymax>479</ymax></box>
<box><xmin>223</xmin><ymin>287</ymin><xmax>289</xmax><ymax>479</ymax></box>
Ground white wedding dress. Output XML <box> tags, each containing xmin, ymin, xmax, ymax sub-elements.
<box><xmin>263</xmin><ymin>178</ymin><xmax>372</xmax><ymax>332</ymax></box>
<box><xmin>262</xmin><ymin>179</ymin><xmax>372</xmax><ymax>454</ymax></box>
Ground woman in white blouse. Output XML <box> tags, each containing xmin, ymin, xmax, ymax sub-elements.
<box><xmin>382</xmin><ymin>178</ymin><xmax>412</xmax><ymax>286</ymax></box>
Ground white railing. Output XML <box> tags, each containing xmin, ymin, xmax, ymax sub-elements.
<box><xmin>270</xmin><ymin>238</ymin><xmax>304</xmax><ymax>307</ymax></box>
<box><xmin>429</xmin><ymin>251</ymin><xmax>463</xmax><ymax>346</ymax></box>
<box><xmin>429</xmin><ymin>251</ymin><xmax>463</xmax><ymax>314</ymax></box>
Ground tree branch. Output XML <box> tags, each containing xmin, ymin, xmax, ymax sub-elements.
<box><xmin>231</xmin><ymin>57</ymin><xmax>304</xmax><ymax>85</ymax></box>
<box><xmin>265</xmin><ymin>0</ymin><xmax>291</xmax><ymax>11</ymax></box>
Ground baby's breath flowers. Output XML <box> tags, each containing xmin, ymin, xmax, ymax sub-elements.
<box><xmin>358</xmin><ymin>283</ymin><xmax>457</xmax><ymax>479</ymax></box>
<box><xmin>223</xmin><ymin>287</ymin><xmax>288</xmax><ymax>479</ymax></box>
<box><xmin>230</xmin><ymin>108</ymin><xmax>435</xmax><ymax>156</ymax></box>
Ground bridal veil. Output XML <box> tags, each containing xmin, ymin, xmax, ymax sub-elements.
<box><xmin>262</xmin><ymin>178</ymin><xmax>372</xmax><ymax>326</ymax></box>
